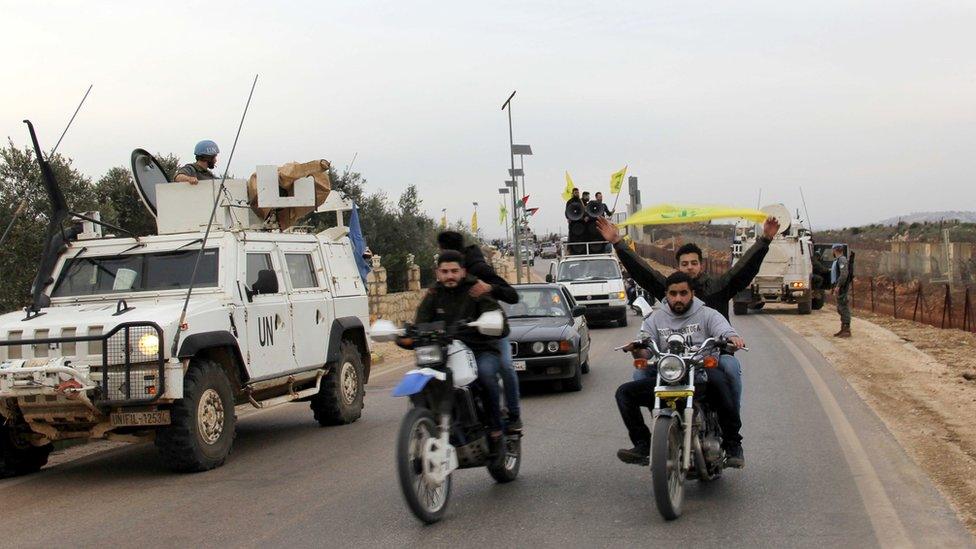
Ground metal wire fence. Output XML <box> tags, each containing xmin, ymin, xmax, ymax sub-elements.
<box><xmin>634</xmin><ymin>242</ymin><xmax>976</xmax><ymax>333</ymax></box>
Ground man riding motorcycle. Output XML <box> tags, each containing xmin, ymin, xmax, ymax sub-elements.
<box><xmin>437</xmin><ymin>231</ymin><xmax>522</xmax><ymax>431</ymax></box>
<box><xmin>410</xmin><ymin>250</ymin><xmax>510</xmax><ymax>439</ymax></box>
<box><xmin>596</xmin><ymin>216</ymin><xmax>779</xmax><ymax>409</ymax></box>
<box><xmin>615</xmin><ymin>271</ymin><xmax>746</xmax><ymax>468</ymax></box>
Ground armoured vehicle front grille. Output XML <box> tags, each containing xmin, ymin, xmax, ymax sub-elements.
<box><xmin>0</xmin><ymin>322</ymin><xmax>165</xmax><ymax>404</ymax></box>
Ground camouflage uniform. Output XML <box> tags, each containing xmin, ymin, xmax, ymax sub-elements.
<box><xmin>832</xmin><ymin>254</ymin><xmax>851</xmax><ymax>336</ymax></box>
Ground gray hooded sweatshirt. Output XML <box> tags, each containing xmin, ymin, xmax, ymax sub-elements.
<box><xmin>640</xmin><ymin>297</ymin><xmax>738</xmax><ymax>356</ymax></box>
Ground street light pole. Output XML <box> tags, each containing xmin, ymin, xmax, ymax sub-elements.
<box><xmin>502</xmin><ymin>90</ymin><xmax>522</xmax><ymax>283</ymax></box>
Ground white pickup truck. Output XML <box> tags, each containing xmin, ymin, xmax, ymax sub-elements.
<box><xmin>547</xmin><ymin>242</ymin><xmax>628</xmax><ymax>327</ymax></box>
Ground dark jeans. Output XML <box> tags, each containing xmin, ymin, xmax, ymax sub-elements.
<box><xmin>498</xmin><ymin>337</ymin><xmax>521</xmax><ymax>419</ymax></box>
<box><xmin>615</xmin><ymin>368</ymin><xmax>742</xmax><ymax>449</ymax></box>
<box><xmin>475</xmin><ymin>351</ymin><xmax>503</xmax><ymax>430</ymax></box>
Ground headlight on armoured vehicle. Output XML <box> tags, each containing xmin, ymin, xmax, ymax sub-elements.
<box><xmin>789</xmin><ymin>281</ymin><xmax>806</xmax><ymax>289</ymax></box>
<box><xmin>658</xmin><ymin>355</ymin><xmax>686</xmax><ymax>384</ymax></box>
<box><xmin>415</xmin><ymin>345</ymin><xmax>443</xmax><ymax>365</ymax></box>
<box><xmin>138</xmin><ymin>333</ymin><xmax>160</xmax><ymax>356</ymax></box>
<box><xmin>532</xmin><ymin>341</ymin><xmax>545</xmax><ymax>354</ymax></box>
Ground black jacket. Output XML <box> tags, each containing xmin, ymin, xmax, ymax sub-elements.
<box><xmin>462</xmin><ymin>244</ymin><xmax>518</xmax><ymax>304</ymax></box>
<box><xmin>416</xmin><ymin>275</ymin><xmax>509</xmax><ymax>353</ymax></box>
<box><xmin>613</xmin><ymin>238</ymin><xmax>771</xmax><ymax>321</ymax></box>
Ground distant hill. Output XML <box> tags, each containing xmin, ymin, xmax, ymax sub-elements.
<box><xmin>878</xmin><ymin>211</ymin><xmax>976</xmax><ymax>226</ymax></box>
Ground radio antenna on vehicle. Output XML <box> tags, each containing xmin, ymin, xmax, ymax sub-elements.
<box><xmin>799</xmin><ymin>186</ymin><xmax>814</xmax><ymax>233</ymax></box>
<box><xmin>51</xmin><ymin>84</ymin><xmax>93</xmax><ymax>157</ymax></box>
<box><xmin>170</xmin><ymin>74</ymin><xmax>259</xmax><ymax>356</ymax></box>
<box><xmin>1</xmin><ymin>85</ymin><xmax>94</xmax><ymax>250</ymax></box>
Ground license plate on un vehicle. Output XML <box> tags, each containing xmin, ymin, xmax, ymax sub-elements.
<box><xmin>110</xmin><ymin>410</ymin><xmax>171</xmax><ymax>427</ymax></box>
<box><xmin>514</xmin><ymin>361</ymin><xmax>527</xmax><ymax>371</ymax></box>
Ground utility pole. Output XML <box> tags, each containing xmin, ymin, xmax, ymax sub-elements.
<box><xmin>502</xmin><ymin>90</ymin><xmax>522</xmax><ymax>283</ymax></box>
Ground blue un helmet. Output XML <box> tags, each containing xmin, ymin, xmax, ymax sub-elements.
<box><xmin>194</xmin><ymin>140</ymin><xmax>220</xmax><ymax>156</ymax></box>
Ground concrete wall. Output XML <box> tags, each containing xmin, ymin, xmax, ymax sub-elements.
<box><xmin>366</xmin><ymin>247</ymin><xmax>517</xmax><ymax>324</ymax></box>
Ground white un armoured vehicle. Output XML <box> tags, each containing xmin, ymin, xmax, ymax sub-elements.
<box><xmin>0</xmin><ymin>124</ymin><xmax>370</xmax><ymax>475</ymax></box>
<box><xmin>731</xmin><ymin>203</ymin><xmax>824</xmax><ymax>315</ymax></box>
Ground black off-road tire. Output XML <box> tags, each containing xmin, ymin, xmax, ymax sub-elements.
<box><xmin>733</xmin><ymin>302</ymin><xmax>749</xmax><ymax>316</ymax></box>
<box><xmin>798</xmin><ymin>299</ymin><xmax>813</xmax><ymax>315</ymax></box>
<box><xmin>155</xmin><ymin>359</ymin><xmax>237</xmax><ymax>472</ymax></box>
<box><xmin>618</xmin><ymin>313</ymin><xmax>629</xmax><ymax>328</ymax></box>
<box><xmin>0</xmin><ymin>421</ymin><xmax>52</xmax><ymax>478</ymax></box>
<box><xmin>311</xmin><ymin>340</ymin><xmax>365</xmax><ymax>426</ymax></box>
<box><xmin>397</xmin><ymin>406</ymin><xmax>451</xmax><ymax>524</ymax></box>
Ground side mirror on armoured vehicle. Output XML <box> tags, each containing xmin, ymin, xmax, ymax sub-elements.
<box><xmin>252</xmin><ymin>270</ymin><xmax>279</xmax><ymax>296</ymax></box>
<box><xmin>571</xmin><ymin>305</ymin><xmax>586</xmax><ymax>317</ymax></box>
<box><xmin>546</xmin><ymin>274</ymin><xmax>553</xmax><ymax>283</ymax></box>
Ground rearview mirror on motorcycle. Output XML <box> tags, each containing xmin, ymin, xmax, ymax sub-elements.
<box><xmin>467</xmin><ymin>310</ymin><xmax>505</xmax><ymax>337</ymax></box>
<box><xmin>370</xmin><ymin>319</ymin><xmax>405</xmax><ymax>342</ymax></box>
<box><xmin>633</xmin><ymin>296</ymin><xmax>653</xmax><ymax>318</ymax></box>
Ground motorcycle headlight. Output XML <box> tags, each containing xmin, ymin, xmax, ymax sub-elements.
<box><xmin>658</xmin><ymin>355</ymin><xmax>686</xmax><ymax>384</ymax></box>
<box><xmin>415</xmin><ymin>345</ymin><xmax>443</xmax><ymax>365</ymax></box>
<box><xmin>532</xmin><ymin>341</ymin><xmax>545</xmax><ymax>354</ymax></box>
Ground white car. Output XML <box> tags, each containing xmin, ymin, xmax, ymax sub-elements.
<box><xmin>0</xmin><ymin>146</ymin><xmax>370</xmax><ymax>476</ymax></box>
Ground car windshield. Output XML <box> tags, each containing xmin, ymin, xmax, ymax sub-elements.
<box><xmin>557</xmin><ymin>259</ymin><xmax>620</xmax><ymax>282</ymax></box>
<box><xmin>52</xmin><ymin>249</ymin><xmax>219</xmax><ymax>297</ymax></box>
<box><xmin>503</xmin><ymin>288</ymin><xmax>570</xmax><ymax>318</ymax></box>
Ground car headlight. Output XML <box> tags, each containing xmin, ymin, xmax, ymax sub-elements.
<box><xmin>658</xmin><ymin>355</ymin><xmax>686</xmax><ymax>384</ymax></box>
<box><xmin>789</xmin><ymin>281</ymin><xmax>806</xmax><ymax>289</ymax></box>
<box><xmin>138</xmin><ymin>333</ymin><xmax>160</xmax><ymax>356</ymax></box>
<box><xmin>546</xmin><ymin>341</ymin><xmax>559</xmax><ymax>353</ymax></box>
<box><xmin>415</xmin><ymin>345</ymin><xmax>443</xmax><ymax>365</ymax></box>
<box><xmin>615</xmin><ymin>291</ymin><xmax>627</xmax><ymax>300</ymax></box>
<box><xmin>531</xmin><ymin>341</ymin><xmax>545</xmax><ymax>354</ymax></box>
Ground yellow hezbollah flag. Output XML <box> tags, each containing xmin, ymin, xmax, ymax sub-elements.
<box><xmin>471</xmin><ymin>211</ymin><xmax>478</xmax><ymax>232</ymax></box>
<box><xmin>499</xmin><ymin>203</ymin><xmax>507</xmax><ymax>224</ymax></box>
<box><xmin>561</xmin><ymin>171</ymin><xmax>575</xmax><ymax>201</ymax></box>
<box><xmin>618</xmin><ymin>203</ymin><xmax>768</xmax><ymax>227</ymax></box>
<box><xmin>609</xmin><ymin>165</ymin><xmax>627</xmax><ymax>195</ymax></box>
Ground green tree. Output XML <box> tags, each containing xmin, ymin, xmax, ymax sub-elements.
<box><xmin>94</xmin><ymin>152</ymin><xmax>179</xmax><ymax>237</ymax></box>
<box><xmin>0</xmin><ymin>140</ymin><xmax>100</xmax><ymax>311</ymax></box>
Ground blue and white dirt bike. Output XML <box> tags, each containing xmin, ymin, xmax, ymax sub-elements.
<box><xmin>371</xmin><ymin>311</ymin><xmax>522</xmax><ymax>524</ymax></box>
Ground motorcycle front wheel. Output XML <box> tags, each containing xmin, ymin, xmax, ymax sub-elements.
<box><xmin>651</xmin><ymin>414</ymin><xmax>685</xmax><ymax>520</ymax></box>
<box><xmin>397</xmin><ymin>406</ymin><xmax>452</xmax><ymax>524</ymax></box>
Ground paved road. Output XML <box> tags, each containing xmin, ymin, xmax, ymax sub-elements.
<box><xmin>0</xmin><ymin>266</ymin><xmax>972</xmax><ymax>547</ymax></box>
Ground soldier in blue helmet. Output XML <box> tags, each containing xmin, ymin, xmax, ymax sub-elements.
<box><xmin>174</xmin><ymin>140</ymin><xmax>219</xmax><ymax>185</ymax></box>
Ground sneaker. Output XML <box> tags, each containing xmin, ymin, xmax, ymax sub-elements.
<box><xmin>725</xmin><ymin>444</ymin><xmax>745</xmax><ymax>469</ymax></box>
<box><xmin>616</xmin><ymin>445</ymin><xmax>650</xmax><ymax>466</ymax></box>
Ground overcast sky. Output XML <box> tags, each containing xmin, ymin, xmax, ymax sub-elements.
<box><xmin>2</xmin><ymin>1</ymin><xmax>973</xmax><ymax>236</ymax></box>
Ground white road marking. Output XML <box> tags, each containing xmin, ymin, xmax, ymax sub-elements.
<box><xmin>758</xmin><ymin>316</ymin><xmax>913</xmax><ymax>548</ymax></box>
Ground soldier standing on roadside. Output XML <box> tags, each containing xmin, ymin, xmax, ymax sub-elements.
<box><xmin>831</xmin><ymin>244</ymin><xmax>851</xmax><ymax>337</ymax></box>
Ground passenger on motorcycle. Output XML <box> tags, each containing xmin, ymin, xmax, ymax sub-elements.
<box><xmin>413</xmin><ymin>250</ymin><xmax>510</xmax><ymax>439</ymax></box>
<box><xmin>596</xmin><ymin>216</ymin><xmax>780</xmax><ymax>410</ymax></box>
<box><xmin>615</xmin><ymin>271</ymin><xmax>746</xmax><ymax>468</ymax></box>
<box><xmin>437</xmin><ymin>231</ymin><xmax>523</xmax><ymax>431</ymax></box>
